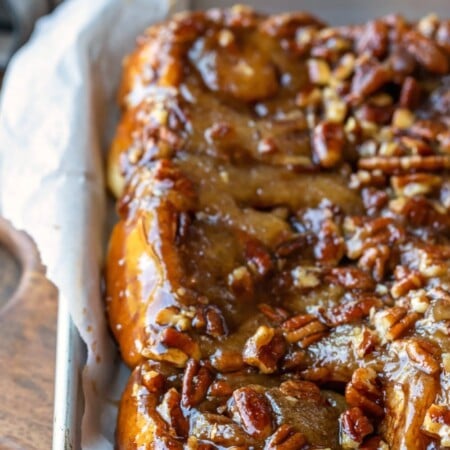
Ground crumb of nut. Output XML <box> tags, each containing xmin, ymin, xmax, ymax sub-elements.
<box><xmin>422</xmin><ymin>404</ymin><xmax>450</xmax><ymax>447</ymax></box>
<box><xmin>325</xmin><ymin>99</ymin><xmax>348</xmax><ymax>123</ymax></box>
<box><xmin>409</xmin><ymin>289</ymin><xmax>430</xmax><ymax>313</ymax></box>
<box><xmin>334</xmin><ymin>53</ymin><xmax>355</xmax><ymax>80</ymax></box>
<box><xmin>219</xmin><ymin>170</ymin><xmax>229</xmax><ymax>183</ymax></box>
<box><xmin>291</xmin><ymin>266</ymin><xmax>320</xmax><ymax>289</ymax></box>
<box><xmin>228</xmin><ymin>265</ymin><xmax>253</xmax><ymax>294</ymax></box>
<box><xmin>312</xmin><ymin>121</ymin><xmax>345</xmax><ymax>168</ymax></box>
<box><xmin>442</xmin><ymin>353</ymin><xmax>450</xmax><ymax>373</ymax></box>
<box><xmin>378</xmin><ymin>142</ymin><xmax>399</xmax><ymax>157</ymax></box>
<box><xmin>218</xmin><ymin>29</ymin><xmax>235</xmax><ymax>47</ymax></box>
<box><xmin>156</xmin><ymin>306</ymin><xmax>192</xmax><ymax>331</ymax></box>
<box><xmin>392</xmin><ymin>108</ymin><xmax>415</xmax><ymax>129</ymax></box>
<box><xmin>417</xmin><ymin>13</ymin><xmax>440</xmax><ymax>38</ymax></box>
<box><xmin>308</xmin><ymin>59</ymin><xmax>331</xmax><ymax>85</ymax></box>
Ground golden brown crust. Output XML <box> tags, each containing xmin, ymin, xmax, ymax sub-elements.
<box><xmin>106</xmin><ymin>6</ymin><xmax>450</xmax><ymax>449</ymax></box>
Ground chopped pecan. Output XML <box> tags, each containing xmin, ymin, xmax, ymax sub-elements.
<box><xmin>391</xmin><ymin>173</ymin><xmax>442</xmax><ymax>197</ymax></box>
<box><xmin>312</xmin><ymin>121</ymin><xmax>345</xmax><ymax>168</ymax></box>
<box><xmin>353</xmin><ymin>326</ymin><xmax>379</xmax><ymax>358</ymax></box>
<box><xmin>182</xmin><ymin>360</ymin><xmax>213</xmax><ymax>407</ymax></box>
<box><xmin>243</xmin><ymin>326</ymin><xmax>286</xmax><ymax>374</ymax></box>
<box><xmin>156</xmin><ymin>306</ymin><xmax>192</xmax><ymax>331</ymax></box>
<box><xmin>156</xmin><ymin>388</ymin><xmax>189</xmax><ymax>437</ymax></box>
<box><xmin>258</xmin><ymin>303</ymin><xmax>290</xmax><ymax>324</ymax></box>
<box><xmin>160</xmin><ymin>327</ymin><xmax>201</xmax><ymax>360</ymax></box>
<box><xmin>351</xmin><ymin>60</ymin><xmax>391</xmax><ymax>98</ymax></box>
<box><xmin>231</xmin><ymin>387</ymin><xmax>273</xmax><ymax>439</ymax></box>
<box><xmin>358</xmin><ymin>244</ymin><xmax>390</xmax><ymax>282</ymax></box>
<box><xmin>404</xmin><ymin>30</ymin><xmax>449</xmax><ymax>74</ymax></box>
<box><xmin>422</xmin><ymin>404</ymin><xmax>450</xmax><ymax>447</ymax></box>
<box><xmin>307</xmin><ymin>58</ymin><xmax>331</xmax><ymax>85</ymax></box>
<box><xmin>373</xmin><ymin>306</ymin><xmax>420</xmax><ymax>342</ymax></box>
<box><xmin>339</xmin><ymin>407</ymin><xmax>374</xmax><ymax>448</ymax></box>
<box><xmin>264</xmin><ymin>425</ymin><xmax>306</xmax><ymax>450</ymax></box>
<box><xmin>399</xmin><ymin>76</ymin><xmax>422</xmax><ymax>109</ymax></box>
<box><xmin>282</xmin><ymin>314</ymin><xmax>328</xmax><ymax>347</ymax></box>
<box><xmin>409</xmin><ymin>119</ymin><xmax>446</xmax><ymax>141</ymax></box>
<box><xmin>141</xmin><ymin>368</ymin><xmax>165</xmax><ymax>394</ymax></box>
<box><xmin>323</xmin><ymin>294</ymin><xmax>381</xmax><ymax>326</ymax></box>
<box><xmin>358</xmin><ymin>154</ymin><xmax>450</xmax><ymax>173</ymax></box>
<box><xmin>228</xmin><ymin>265</ymin><xmax>254</xmax><ymax>295</ymax></box>
<box><xmin>203</xmin><ymin>305</ymin><xmax>228</xmax><ymax>337</ymax></box>
<box><xmin>357</xmin><ymin>20</ymin><xmax>388</xmax><ymax>58</ymax></box>
<box><xmin>405</xmin><ymin>338</ymin><xmax>441</xmax><ymax>375</ymax></box>
<box><xmin>291</xmin><ymin>266</ymin><xmax>321</xmax><ymax>289</ymax></box>
<box><xmin>279</xmin><ymin>380</ymin><xmax>322</xmax><ymax>402</ymax></box>
<box><xmin>391</xmin><ymin>270</ymin><xmax>425</xmax><ymax>298</ymax></box>
<box><xmin>208</xmin><ymin>380</ymin><xmax>233</xmax><ymax>398</ymax></box>
<box><xmin>245</xmin><ymin>239</ymin><xmax>273</xmax><ymax>277</ymax></box>
<box><xmin>345</xmin><ymin>368</ymin><xmax>383</xmax><ymax>417</ymax></box>
<box><xmin>326</xmin><ymin>267</ymin><xmax>376</xmax><ymax>291</ymax></box>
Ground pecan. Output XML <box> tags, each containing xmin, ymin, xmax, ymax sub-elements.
<box><xmin>182</xmin><ymin>360</ymin><xmax>213</xmax><ymax>407</ymax></box>
<box><xmin>361</xmin><ymin>188</ymin><xmax>389</xmax><ymax>216</ymax></box>
<box><xmin>357</xmin><ymin>20</ymin><xmax>388</xmax><ymax>58</ymax></box>
<box><xmin>264</xmin><ymin>425</ymin><xmax>306</xmax><ymax>450</ymax></box>
<box><xmin>228</xmin><ymin>266</ymin><xmax>254</xmax><ymax>296</ymax></box>
<box><xmin>391</xmin><ymin>270</ymin><xmax>425</xmax><ymax>298</ymax></box>
<box><xmin>291</xmin><ymin>266</ymin><xmax>321</xmax><ymax>289</ymax></box>
<box><xmin>355</xmin><ymin>103</ymin><xmax>393</xmax><ymax>125</ymax></box>
<box><xmin>323</xmin><ymin>294</ymin><xmax>381</xmax><ymax>326</ymax></box>
<box><xmin>351</xmin><ymin>60</ymin><xmax>391</xmax><ymax>98</ymax></box>
<box><xmin>422</xmin><ymin>404</ymin><xmax>450</xmax><ymax>447</ymax></box>
<box><xmin>360</xmin><ymin>436</ymin><xmax>389</xmax><ymax>450</ymax></box>
<box><xmin>208</xmin><ymin>380</ymin><xmax>233</xmax><ymax>398</ymax></box>
<box><xmin>392</xmin><ymin>108</ymin><xmax>415</xmax><ymax>129</ymax></box>
<box><xmin>399</xmin><ymin>76</ymin><xmax>422</xmax><ymax>109</ymax></box>
<box><xmin>282</xmin><ymin>314</ymin><xmax>328</xmax><ymax>347</ymax></box>
<box><xmin>405</xmin><ymin>338</ymin><xmax>441</xmax><ymax>375</ymax></box>
<box><xmin>204</xmin><ymin>305</ymin><xmax>228</xmax><ymax>337</ymax></box>
<box><xmin>231</xmin><ymin>387</ymin><xmax>273</xmax><ymax>439</ymax></box>
<box><xmin>243</xmin><ymin>326</ymin><xmax>286</xmax><ymax>374</ymax></box>
<box><xmin>279</xmin><ymin>380</ymin><xmax>322</xmax><ymax>402</ymax></box>
<box><xmin>160</xmin><ymin>327</ymin><xmax>201</xmax><ymax>360</ymax></box>
<box><xmin>156</xmin><ymin>388</ymin><xmax>189</xmax><ymax>437</ymax></box>
<box><xmin>353</xmin><ymin>326</ymin><xmax>379</xmax><ymax>358</ymax></box>
<box><xmin>326</xmin><ymin>267</ymin><xmax>375</xmax><ymax>291</ymax></box>
<box><xmin>399</xmin><ymin>136</ymin><xmax>433</xmax><ymax>156</ymax></box>
<box><xmin>245</xmin><ymin>239</ymin><xmax>273</xmax><ymax>277</ymax></box>
<box><xmin>358</xmin><ymin>244</ymin><xmax>390</xmax><ymax>282</ymax></box>
<box><xmin>156</xmin><ymin>306</ymin><xmax>192</xmax><ymax>331</ymax></box>
<box><xmin>373</xmin><ymin>306</ymin><xmax>420</xmax><ymax>342</ymax></box>
<box><xmin>141</xmin><ymin>368</ymin><xmax>165</xmax><ymax>394</ymax></box>
<box><xmin>258</xmin><ymin>303</ymin><xmax>290</xmax><ymax>324</ymax></box>
<box><xmin>339</xmin><ymin>407</ymin><xmax>374</xmax><ymax>448</ymax></box>
<box><xmin>345</xmin><ymin>368</ymin><xmax>383</xmax><ymax>417</ymax></box>
<box><xmin>307</xmin><ymin>58</ymin><xmax>331</xmax><ymax>85</ymax></box>
<box><xmin>391</xmin><ymin>173</ymin><xmax>442</xmax><ymax>197</ymax></box>
<box><xmin>409</xmin><ymin>119</ymin><xmax>446</xmax><ymax>141</ymax></box>
<box><xmin>404</xmin><ymin>30</ymin><xmax>449</xmax><ymax>74</ymax></box>
<box><xmin>312</xmin><ymin>121</ymin><xmax>345</xmax><ymax>168</ymax></box>
<box><xmin>358</xmin><ymin>155</ymin><xmax>450</xmax><ymax>173</ymax></box>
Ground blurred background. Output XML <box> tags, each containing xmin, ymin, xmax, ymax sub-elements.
<box><xmin>0</xmin><ymin>0</ymin><xmax>61</xmax><ymax>71</ymax></box>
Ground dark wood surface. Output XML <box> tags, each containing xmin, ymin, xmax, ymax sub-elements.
<box><xmin>0</xmin><ymin>243</ymin><xmax>58</xmax><ymax>449</ymax></box>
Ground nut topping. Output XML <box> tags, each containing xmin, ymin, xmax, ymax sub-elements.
<box><xmin>339</xmin><ymin>407</ymin><xmax>374</xmax><ymax>448</ymax></box>
<box><xmin>282</xmin><ymin>314</ymin><xmax>328</xmax><ymax>348</ymax></box>
<box><xmin>264</xmin><ymin>425</ymin><xmax>306</xmax><ymax>450</ymax></box>
<box><xmin>182</xmin><ymin>359</ymin><xmax>213</xmax><ymax>407</ymax></box>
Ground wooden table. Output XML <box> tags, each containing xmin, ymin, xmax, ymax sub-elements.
<box><xmin>0</xmin><ymin>229</ymin><xmax>57</xmax><ymax>449</ymax></box>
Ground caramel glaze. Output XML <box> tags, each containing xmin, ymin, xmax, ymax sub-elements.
<box><xmin>105</xmin><ymin>6</ymin><xmax>450</xmax><ymax>449</ymax></box>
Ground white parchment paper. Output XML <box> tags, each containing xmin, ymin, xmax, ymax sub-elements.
<box><xmin>0</xmin><ymin>0</ymin><xmax>186</xmax><ymax>448</ymax></box>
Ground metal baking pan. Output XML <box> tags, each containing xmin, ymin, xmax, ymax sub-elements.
<box><xmin>50</xmin><ymin>1</ymin><xmax>450</xmax><ymax>449</ymax></box>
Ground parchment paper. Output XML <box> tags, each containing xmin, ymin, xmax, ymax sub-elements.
<box><xmin>0</xmin><ymin>0</ymin><xmax>186</xmax><ymax>448</ymax></box>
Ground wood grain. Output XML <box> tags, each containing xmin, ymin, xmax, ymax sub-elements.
<box><xmin>0</xmin><ymin>240</ymin><xmax>57</xmax><ymax>449</ymax></box>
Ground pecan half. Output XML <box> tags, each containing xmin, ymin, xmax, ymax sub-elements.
<box><xmin>265</xmin><ymin>425</ymin><xmax>306</xmax><ymax>450</ymax></box>
<box><xmin>345</xmin><ymin>368</ymin><xmax>384</xmax><ymax>417</ymax></box>
<box><xmin>279</xmin><ymin>380</ymin><xmax>322</xmax><ymax>402</ymax></box>
<box><xmin>182</xmin><ymin>359</ymin><xmax>213</xmax><ymax>407</ymax></box>
<box><xmin>405</xmin><ymin>338</ymin><xmax>441</xmax><ymax>375</ymax></box>
<box><xmin>156</xmin><ymin>388</ymin><xmax>189</xmax><ymax>437</ymax></box>
<box><xmin>282</xmin><ymin>314</ymin><xmax>328</xmax><ymax>347</ymax></box>
<box><xmin>231</xmin><ymin>387</ymin><xmax>273</xmax><ymax>439</ymax></box>
<box><xmin>160</xmin><ymin>327</ymin><xmax>201</xmax><ymax>361</ymax></box>
<box><xmin>373</xmin><ymin>306</ymin><xmax>420</xmax><ymax>342</ymax></box>
<box><xmin>358</xmin><ymin>155</ymin><xmax>450</xmax><ymax>173</ymax></box>
<box><xmin>340</xmin><ymin>407</ymin><xmax>374</xmax><ymax>448</ymax></box>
